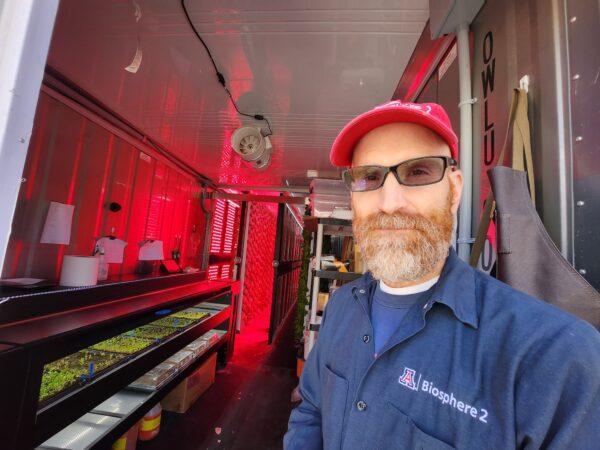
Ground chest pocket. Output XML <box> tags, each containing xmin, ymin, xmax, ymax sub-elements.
<box><xmin>321</xmin><ymin>364</ymin><xmax>348</xmax><ymax>450</ymax></box>
<box><xmin>374</xmin><ymin>402</ymin><xmax>455</xmax><ymax>450</ymax></box>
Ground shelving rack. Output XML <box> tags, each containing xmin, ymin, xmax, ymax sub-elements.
<box><xmin>0</xmin><ymin>273</ymin><xmax>238</xmax><ymax>450</ymax></box>
<box><xmin>37</xmin><ymin>332</ymin><xmax>227</xmax><ymax>449</ymax></box>
<box><xmin>305</xmin><ymin>217</ymin><xmax>361</xmax><ymax>356</ymax></box>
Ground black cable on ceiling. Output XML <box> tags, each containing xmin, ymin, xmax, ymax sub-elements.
<box><xmin>180</xmin><ymin>0</ymin><xmax>273</xmax><ymax>136</ymax></box>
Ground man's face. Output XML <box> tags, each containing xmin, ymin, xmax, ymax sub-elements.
<box><xmin>351</xmin><ymin>122</ymin><xmax>463</xmax><ymax>284</ymax></box>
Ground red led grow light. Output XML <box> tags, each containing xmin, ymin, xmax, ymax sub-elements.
<box><xmin>208</xmin><ymin>198</ymin><xmax>241</xmax><ymax>280</ymax></box>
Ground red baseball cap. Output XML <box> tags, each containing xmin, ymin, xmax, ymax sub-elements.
<box><xmin>330</xmin><ymin>100</ymin><xmax>458</xmax><ymax>167</ymax></box>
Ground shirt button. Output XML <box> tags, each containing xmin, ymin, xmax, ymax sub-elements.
<box><xmin>362</xmin><ymin>334</ymin><xmax>370</xmax><ymax>343</ymax></box>
<box><xmin>359</xmin><ymin>289</ymin><xmax>365</xmax><ymax>294</ymax></box>
<box><xmin>356</xmin><ymin>400</ymin><xmax>367</xmax><ymax>411</ymax></box>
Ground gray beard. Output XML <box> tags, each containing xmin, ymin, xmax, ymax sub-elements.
<box><xmin>360</xmin><ymin>234</ymin><xmax>450</xmax><ymax>283</ymax></box>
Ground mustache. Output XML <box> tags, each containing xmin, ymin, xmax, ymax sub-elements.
<box><xmin>354</xmin><ymin>212</ymin><xmax>434</xmax><ymax>232</ymax></box>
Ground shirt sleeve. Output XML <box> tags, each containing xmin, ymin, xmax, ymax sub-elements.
<box><xmin>284</xmin><ymin>299</ymin><xmax>333</xmax><ymax>450</ymax></box>
<box><xmin>515</xmin><ymin>320</ymin><xmax>600</xmax><ymax>450</ymax></box>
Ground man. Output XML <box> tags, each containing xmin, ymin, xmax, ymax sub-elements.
<box><xmin>284</xmin><ymin>101</ymin><xmax>600</xmax><ymax>449</ymax></box>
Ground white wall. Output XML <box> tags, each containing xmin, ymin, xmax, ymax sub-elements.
<box><xmin>0</xmin><ymin>0</ymin><xmax>59</xmax><ymax>274</ymax></box>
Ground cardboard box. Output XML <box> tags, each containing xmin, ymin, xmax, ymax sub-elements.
<box><xmin>162</xmin><ymin>353</ymin><xmax>217</xmax><ymax>413</ymax></box>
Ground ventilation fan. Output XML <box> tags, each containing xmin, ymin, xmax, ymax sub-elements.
<box><xmin>238</xmin><ymin>134</ymin><xmax>261</xmax><ymax>155</ymax></box>
<box><xmin>231</xmin><ymin>126</ymin><xmax>272</xmax><ymax>170</ymax></box>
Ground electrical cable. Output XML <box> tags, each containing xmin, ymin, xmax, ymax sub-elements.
<box><xmin>180</xmin><ymin>0</ymin><xmax>273</xmax><ymax>136</ymax></box>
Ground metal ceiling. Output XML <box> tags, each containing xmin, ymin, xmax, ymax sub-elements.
<box><xmin>46</xmin><ymin>0</ymin><xmax>429</xmax><ymax>187</ymax></box>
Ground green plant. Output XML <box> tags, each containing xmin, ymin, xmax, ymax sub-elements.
<box><xmin>39</xmin><ymin>368</ymin><xmax>79</xmax><ymax>402</ymax></box>
<box><xmin>90</xmin><ymin>335</ymin><xmax>154</xmax><ymax>354</ymax></box>
<box><xmin>170</xmin><ymin>309</ymin><xmax>210</xmax><ymax>321</ymax></box>
<box><xmin>125</xmin><ymin>325</ymin><xmax>176</xmax><ymax>340</ymax></box>
<box><xmin>294</xmin><ymin>213</ymin><xmax>313</xmax><ymax>350</ymax></box>
<box><xmin>49</xmin><ymin>350</ymin><xmax>123</xmax><ymax>373</ymax></box>
<box><xmin>151</xmin><ymin>316</ymin><xmax>196</xmax><ymax>329</ymax></box>
<box><xmin>39</xmin><ymin>350</ymin><xmax>124</xmax><ymax>401</ymax></box>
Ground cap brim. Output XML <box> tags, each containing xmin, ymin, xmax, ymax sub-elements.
<box><xmin>330</xmin><ymin>107</ymin><xmax>458</xmax><ymax>167</ymax></box>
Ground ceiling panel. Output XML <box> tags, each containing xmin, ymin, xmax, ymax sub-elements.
<box><xmin>47</xmin><ymin>0</ymin><xmax>429</xmax><ymax>187</ymax></box>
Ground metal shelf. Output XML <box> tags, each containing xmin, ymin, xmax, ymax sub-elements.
<box><xmin>313</xmin><ymin>270</ymin><xmax>362</xmax><ymax>282</ymax></box>
<box><xmin>317</xmin><ymin>217</ymin><xmax>352</xmax><ymax>226</ymax></box>
<box><xmin>33</xmin><ymin>306</ymin><xmax>231</xmax><ymax>446</ymax></box>
<box><xmin>0</xmin><ymin>281</ymin><xmax>236</xmax><ymax>450</ymax></box>
<box><xmin>305</xmin><ymin>216</ymin><xmax>357</xmax><ymax>356</ymax></box>
<box><xmin>0</xmin><ymin>271</ymin><xmax>214</xmax><ymax>326</ymax></box>
<box><xmin>89</xmin><ymin>338</ymin><xmax>225</xmax><ymax>449</ymax></box>
<box><xmin>38</xmin><ymin>337</ymin><xmax>227</xmax><ymax>450</ymax></box>
<box><xmin>304</xmin><ymin>217</ymin><xmax>353</xmax><ymax>235</ymax></box>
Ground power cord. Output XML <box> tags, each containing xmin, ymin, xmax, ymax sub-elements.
<box><xmin>180</xmin><ymin>0</ymin><xmax>273</xmax><ymax>136</ymax></box>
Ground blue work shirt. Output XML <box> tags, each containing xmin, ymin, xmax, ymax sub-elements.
<box><xmin>284</xmin><ymin>249</ymin><xmax>600</xmax><ymax>450</ymax></box>
<box><xmin>370</xmin><ymin>284</ymin><xmax>432</xmax><ymax>355</ymax></box>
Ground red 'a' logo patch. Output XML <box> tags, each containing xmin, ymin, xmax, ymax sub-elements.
<box><xmin>398</xmin><ymin>367</ymin><xmax>418</xmax><ymax>390</ymax></box>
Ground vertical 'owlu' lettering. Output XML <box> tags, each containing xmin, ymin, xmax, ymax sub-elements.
<box><xmin>482</xmin><ymin>31</ymin><xmax>496</xmax><ymax>167</ymax></box>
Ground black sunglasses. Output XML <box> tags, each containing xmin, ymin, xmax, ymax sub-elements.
<box><xmin>342</xmin><ymin>156</ymin><xmax>458</xmax><ymax>192</ymax></box>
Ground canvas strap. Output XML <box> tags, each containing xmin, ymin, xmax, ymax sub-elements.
<box><xmin>469</xmin><ymin>88</ymin><xmax>534</xmax><ymax>267</ymax></box>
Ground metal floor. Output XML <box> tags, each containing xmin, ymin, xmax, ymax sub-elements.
<box><xmin>140</xmin><ymin>309</ymin><xmax>297</xmax><ymax>450</ymax></box>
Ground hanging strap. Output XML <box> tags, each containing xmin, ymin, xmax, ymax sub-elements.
<box><xmin>511</xmin><ymin>89</ymin><xmax>536</xmax><ymax>206</ymax></box>
<box><xmin>469</xmin><ymin>88</ymin><xmax>533</xmax><ymax>267</ymax></box>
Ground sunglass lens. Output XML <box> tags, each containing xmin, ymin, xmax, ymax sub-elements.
<box><xmin>344</xmin><ymin>166</ymin><xmax>385</xmax><ymax>191</ymax></box>
<box><xmin>397</xmin><ymin>158</ymin><xmax>445</xmax><ymax>186</ymax></box>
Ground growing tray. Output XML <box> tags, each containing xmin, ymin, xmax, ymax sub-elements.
<box><xmin>150</xmin><ymin>316</ymin><xmax>197</xmax><ymax>329</ymax></box>
<box><xmin>170</xmin><ymin>309</ymin><xmax>210</xmax><ymax>321</ymax></box>
<box><xmin>124</xmin><ymin>325</ymin><xmax>177</xmax><ymax>341</ymax></box>
<box><xmin>39</xmin><ymin>350</ymin><xmax>125</xmax><ymax>404</ymax></box>
<box><xmin>90</xmin><ymin>335</ymin><xmax>155</xmax><ymax>355</ymax></box>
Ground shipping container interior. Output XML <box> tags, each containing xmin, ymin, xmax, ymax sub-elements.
<box><xmin>0</xmin><ymin>0</ymin><xmax>598</xmax><ymax>449</ymax></box>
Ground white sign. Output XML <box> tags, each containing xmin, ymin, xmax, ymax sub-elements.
<box><xmin>96</xmin><ymin>237</ymin><xmax>127</xmax><ymax>264</ymax></box>
<box><xmin>40</xmin><ymin>201</ymin><xmax>75</xmax><ymax>245</ymax></box>
<box><xmin>139</xmin><ymin>240</ymin><xmax>164</xmax><ymax>261</ymax></box>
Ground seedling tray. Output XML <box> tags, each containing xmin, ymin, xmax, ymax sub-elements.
<box><xmin>170</xmin><ymin>309</ymin><xmax>210</xmax><ymax>321</ymax></box>
<box><xmin>39</xmin><ymin>350</ymin><xmax>125</xmax><ymax>403</ymax></box>
<box><xmin>150</xmin><ymin>316</ymin><xmax>196</xmax><ymax>329</ymax></box>
<box><xmin>90</xmin><ymin>335</ymin><xmax>154</xmax><ymax>354</ymax></box>
<box><xmin>124</xmin><ymin>325</ymin><xmax>177</xmax><ymax>341</ymax></box>
<box><xmin>39</xmin><ymin>368</ymin><xmax>80</xmax><ymax>404</ymax></box>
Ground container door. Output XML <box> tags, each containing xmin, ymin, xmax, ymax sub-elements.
<box><xmin>268</xmin><ymin>204</ymin><xmax>303</xmax><ymax>343</ymax></box>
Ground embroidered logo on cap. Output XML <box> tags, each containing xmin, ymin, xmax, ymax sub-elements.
<box><xmin>375</xmin><ymin>101</ymin><xmax>431</xmax><ymax>114</ymax></box>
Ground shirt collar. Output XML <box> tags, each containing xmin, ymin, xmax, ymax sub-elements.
<box><xmin>429</xmin><ymin>248</ymin><xmax>479</xmax><ymax>329</ymax></box>
<box><xmin>353</xmin><ymin>248</ymin><xmax>479</xmax><ymax>329</ymax></box>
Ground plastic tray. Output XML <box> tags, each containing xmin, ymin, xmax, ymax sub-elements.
<box><xmin>201</xmin><ymin>329</ymin><xmax>227</xmax><ymax>346</ymax></box>
<box><xmin>165</xmin><ymin>349</ymin><xmax>195</xmax><ymax>370</ymax></box>
<box><xmin>129</xmin><ymin>361</ymin><xmax>178</xmax><ymax>391</ymax></box>
<box><xmin>185</xmin><ymin>337</ymin><xmax>210</xmax><ymax>358</ymax></box>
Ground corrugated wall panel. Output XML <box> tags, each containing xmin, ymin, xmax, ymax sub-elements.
<box><xmin>1</xmin><ymin>92</ymin><xmax>206</xmax><ymax>280</ymax></box>
<box><xmin>121</xmin><ymin>152</ymin><xmax>154</xmax><ymax>274</ymax></box>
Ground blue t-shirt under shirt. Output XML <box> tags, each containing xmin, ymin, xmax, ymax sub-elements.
<box><xmin>370</xmin><ymin>281</ymin><xmax>436</xmax><ymax>355</ymax></box>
